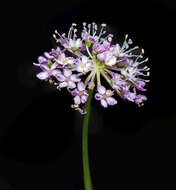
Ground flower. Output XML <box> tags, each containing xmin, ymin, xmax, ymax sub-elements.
<box><xmin>95</xmin><ymin>86</ymin><xmax>117</xmax><ymax>108</ymax></box>
<box><xmin>72</xmin><ymin>82</ymin><xmax>89</xmax><ymax>105</ymax></box>
<box><xmin>56</xmin><ymin>69</ymin><xmax>81</xmax><ymax>89</ymax></box>
<box><xmin>36</xmin><ymin>62</ymin><xmax>61</xmax><ymax>81</ymax></box>
<box><xmin>76</xmin><ymin>56</ymin><xmax>93</xmax><ymax>73</ymax></box>
<box><xmin>34</xmin><ymin>23</ymin><xmax>150</xmax><ymax>114</ymax></box>
<box><xmin>55</xmin><ymin>52</ymin><xmax>75</xmax><ymax>66</ymax></box>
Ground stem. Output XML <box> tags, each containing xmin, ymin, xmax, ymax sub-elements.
<box><xmin>82</xmin><ymin>89</ymin><xmax>93</xmax><ymax>190</ymax></box>
<box><xmin>86</xmin><ymin>45</ymin><xmax>93</xmax><ymax>58</ymax></box>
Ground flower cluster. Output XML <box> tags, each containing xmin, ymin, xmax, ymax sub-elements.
<box><xmin>33</xmin><ymin>23</ymin><xmax>150</xmax><ymax>114</ymax></box>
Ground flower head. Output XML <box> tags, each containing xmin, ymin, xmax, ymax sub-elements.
<box><xmin>34</xmin><ymin>23</ymin><xmax>150</xmax><ymax>114</ymax></box>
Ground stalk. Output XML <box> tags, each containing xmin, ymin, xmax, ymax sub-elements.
<box><xmin>82</xmin><ymin>89</ymin><xmax>93</xmax><ymax>190</ymax></box>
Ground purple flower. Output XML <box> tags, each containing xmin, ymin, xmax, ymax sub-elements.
<box><xmin>64</xmin><ymin>38</ymin><xmax>82</xmax><ymax>50</ymax></box>
<box><xmin>110</xmin><ymin>44</ymin><xmax>127</xmax><ymax>58</ymax></box>
<box><xmin>97</xmin><ymin>51</ymin><xmax>116</xmax><ymax>66</ymax></box>
<box><xmin>71</xmin><ymin>82</ymin><xmax>88</xmax><ymax>105</ymax></box>
<box><xmin>81</xmin><ymin>32</ymin><xmax>98</xmax><ymax>43</ymax></box>
<box><xmin>55</xmin><ymin>53</ymin><xmax>75</xmax><ymax>66</ymax></box>
<box><xmin>76</xmin><ymin>56</ymin><xmax>93</xmax><ymax>73</ymax></box>
<box><xmin>95</xmin><ymin>86</ymin><xmax>117</xmax><ymax>108</ymax></box>
<box><xmin>93</xmin><ymin>40</ymin><xmax>110</xmax><ymax>53</ymax></box>
<box><xmin>36</xmin><ymin>62</ymin><xmax>61</xmax><ymax>81</ymax></box>
<box><xmin>34</xmin><ymin>23</ymin><xmax>150</xmax><ymax>114</ymax></box>
<box><xmin>111</xmin><ymin>73</ymin><xmax>127</xmax><ymax>91</ymax></box>
<box><xmin>56</xmin><ymin>69</ymin><xmax>81</xmax><ymax>89</ymax></box>
<box><xmin>134</xmin><ymin>94</ymin><xmax>147</xmax><ymax>105</ymax></box>
<box><xmin>123</xmin><ymin>91</ymin><xmax>136</xmax><ymax>102</ymax></box>
<box><xmin>134</xmin><ymin>80</ymin><xmax>146</xmax><ymax>91</ymax></box>
<box><xmin>49</xmin><ymin>47</ymin><xmax>61</xmax><ymax>57</ymax></box>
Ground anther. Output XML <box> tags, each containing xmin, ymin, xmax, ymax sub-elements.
<box><xmin>55</xmin><ymin>30</ymin><xmax>58</xmax><ymax>34</ymax></box>
<box><xmin>101</xmin><ymin>23</ymin><xmax>107</xmax><ymax>27</ymax></box>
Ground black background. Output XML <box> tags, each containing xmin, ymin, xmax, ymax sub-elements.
<box><xmin>0</xmin><ymin>0</ymin><xmax>176</xmax><ymax>189</ymax></box>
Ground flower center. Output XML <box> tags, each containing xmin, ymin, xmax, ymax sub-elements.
<box><xmin>92</xmin><ymin>59</ymin><xmax>105</xmax><ymax>73</ymax></box>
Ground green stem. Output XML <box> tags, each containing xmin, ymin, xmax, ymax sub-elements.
<box><xmin>82</xmin><ymin>89</ymin><xmax>93</xmax><ymax>190</ymax></box>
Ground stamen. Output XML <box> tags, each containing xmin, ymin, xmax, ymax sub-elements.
<box><xmin>139</xmin><ymin>58</ymin><xmax>149</xmax><ymax>64</ymax></box>
<box><xmin>125</xmin><ymin>46</ymin><xmax>139</xmax><ymax>53</ymax></box>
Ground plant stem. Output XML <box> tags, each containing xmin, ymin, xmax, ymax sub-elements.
<box><xmin>82</xmin><ymin>89</ymin><xmax>93</xmax><ymax>190</ymax></box>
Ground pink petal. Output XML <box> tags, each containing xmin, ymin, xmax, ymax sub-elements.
<box><xmin>74</xmin><ymin>96</ymin><xmax>81</xmax><ymax>105</ymax></box>
<box><xmin>100</xmin><ymin>99</ymin><xmax>108</xmax><ymax>108</ymax></box>
<box><xmin>106</xmin><ymin>97</ymin><xmax>117</xmax><ymax>105</ymax></box>
<box><xmin>97</xmin><ymin>86</ymin><xmax>106</xmax><ymax>94</ymax></box>
<box><xmin>77</xmin><ymin>82</ymin><xmax>85</xmax><ymax>91</ymax></box>
<box><xmin>36</xmin><ymin>72</ymin><xmax>49</xmax><ymax>80</ymax></box>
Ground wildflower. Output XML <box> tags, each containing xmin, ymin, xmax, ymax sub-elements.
<box><xmin>34</xmin><ymin>23</ymin><xmax>150</xmax><ymax>114</ymax></box>
<box><xmin>55</xmin><ymin>52</ymin><xmax>75</xmax><ymax>66</ymax></box>
<box><xmin>36</xmin><ymin>62</ymin><xmax>61</xmax><ymax>81</ymax></box>
<box><xmin>56</xmin><ymin>69</ymin><xmax>81</xmax><ymax>89</ymax></box>
<box><xmin>71</xmin><ymin>82</ymin><xmax>89</xmax><ymax>105</ymax></box>
<box><xmin>76</xmin><ymin>56</ymin><xmax>93</xmax><ymax>73</ymax></box>
<box><xmin>95</xmin><ymin>86</ymin><xmax>117</xmax><ymax>108</ymax></box>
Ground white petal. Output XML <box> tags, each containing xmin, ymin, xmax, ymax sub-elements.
<box><xmin>68</xmin><ymin>81</ymin><xmax>76</xmax><ymax>89</ymax></box>
<box><xmin>67</xmin><ymin>58</ymin><xmax>74</xmax><ymax>65</ymax></box>
<box><xmin>63</xmin><ymin>69</ymin><xmax>72</xmax><ymax>77</ymax></box>
<box><xmin>40</xmin><ymin>64</ymin><xmax>50</xmax><ymax>71</ymax></box>
<box><xmin>106</xmin><ymin>90</ymin><xmax>114</xmax><ymax>97</ymax></box>
<box><xmin>38</xmin><ymin>56</ymin><xmax>47</xmax><ymax>63</ymax></box>
<box><xmin>86</xmin><ymin>62</ymin><xmax>93</xmax><ymax>67</ymax></box>
<box><xmin>74</xmin><ymin>96</ymin><xmax>81</xmax><ymax>105</ymax></box>
<box><xmin>50</xmin><ymin>62</ymin><xmax>58</xmax><ymax>70</ymax></box>
<box><xmin>56</xmin><ymin>74</ymin><xmax>65</xmax><ymax>82</ymax></box>
<box><xmin>81</xmin><ymin>95</ymin><xmax>88</xmax><ymax>103</ymax></box>
<box><xmin>76</xmin><ymin>65</ymin><xmax>84</xmax><ymax>73</ymax></box>
<box><xmin>106</xmin><ymin>97</ymin><xmax>117</xmax><ymax>105</ymax></box>
<box><xmin>44</xmin><ymin>52</ymin><xmax>53</xmax><ymax>59</ymax></box>
<box><xmin>97</xmin><ymin>86</ymin><xmax>106</xmax><ymax>94</ymax></box>
<box><xmin>101</xmin><ymin>99</ymin><xmax>108</xmax><ymax>108</ymax></box>
<box><xmin>70</xmin><ymin>75</ymin><xmax>81</xmax><ymax>82</ymax></box>
<box><xmin>77</xmin><ymin>82</ymin><xmax>85</xmax><ymax>91</ymax></box>
<box><xmin>97</xmin><ymin>53</ymin><xmax>105</xmax><ymax>61</ymax></box>
<box><xmin>59</xmin><ymin>82</ymin><xmax>68</xmax><ymax>88</ymax></box>
<box><xmin>106</xmin><ymin>56</ymin><xmax>116</xmax><ymax>66</ymax></box>
<box><xmin>52</xmin><ymin>69</ymin><xmax>61</xmax><ymax>76</ymax></box>
<box><xmin>76</xmin><ymin>39</ymin><xmax>82</xmax><ymax>48</ymax></box>
<box><xmin>36</xmin><ymin>72</ymin><xmax>49</xmax><ymax>80</ymax></box>
<box><xmin>82</xmin><ymin>56</ymin><xmax>88</xmax><ymax>63</ymax></box>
